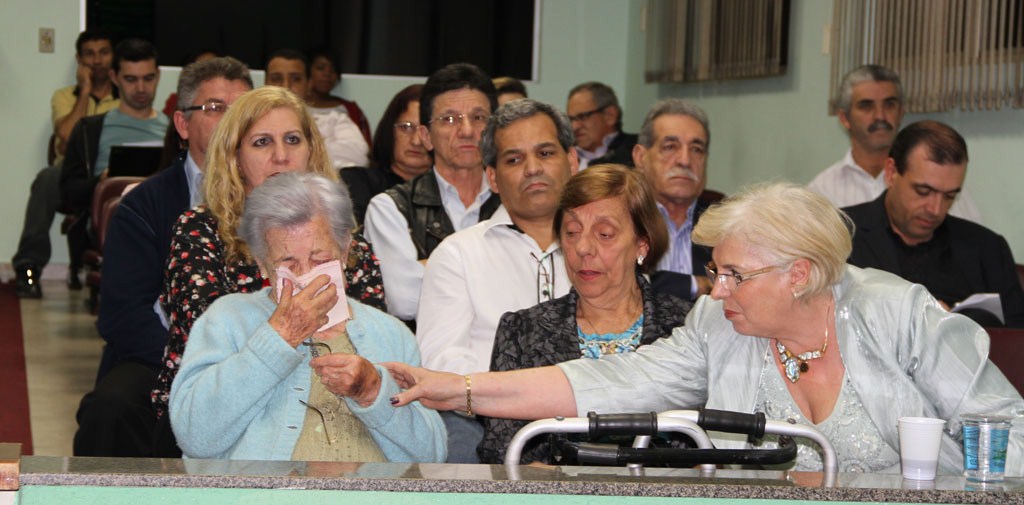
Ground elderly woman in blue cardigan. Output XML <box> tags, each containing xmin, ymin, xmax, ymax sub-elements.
<box><xmin>170</xmin><ymin>172</ymin><xmax>445</xmax><ymax>462</ymax></box>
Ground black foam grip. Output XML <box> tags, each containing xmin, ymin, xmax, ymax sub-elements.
<box><xmin>697</xmin><ymin>408</ymin><xmax>767</xmax><ymax>438</ymax></box>
<box><xmin>587</xmin><ymin>411</ymin><xmax>659</xmax><ymax>437</ymax></box>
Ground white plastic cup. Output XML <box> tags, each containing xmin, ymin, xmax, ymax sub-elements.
<box><xmin>898</xmin><ymin>417</ymin><xmax>946</xmax><ymax>480</ymax></box>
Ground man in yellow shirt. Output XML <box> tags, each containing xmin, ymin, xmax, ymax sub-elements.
<box><xmin>14</xmin><ymin>30</ymin><xmax>120</xmax><ymax>298</ymax></box>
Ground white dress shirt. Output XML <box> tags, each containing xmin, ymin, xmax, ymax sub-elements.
<box><xmin>576</xmin><ymin>132</ymin><xmax>619</xmax><ymax>171</ymax></box>
<box><xmin>415</xmin><ymin>206</ymin><xmax>570</xmax><ymax>375</ymax></box>
<box><xmin>363</xmin><ymin>169</ymin><xmax>493</xmax><ymax>320</ymax></box>
<box><xmin>309</xmin><ymin>105</ymin><xmax>370</xmax><ymax>169</ymax></box>
<box><xmin>808</xmin><ymin>149</ymin><xmax>983</xmax><ymax>223</ymax></box>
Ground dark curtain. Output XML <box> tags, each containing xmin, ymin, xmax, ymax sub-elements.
<box><xmin>94</xmin><ymin>0</ymin><xmax>534</xmax><ymax>78</ymax></box>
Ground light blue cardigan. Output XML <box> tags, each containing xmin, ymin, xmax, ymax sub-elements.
<box><xmin>169</xmin><ymin>287</ymin><xmax>447</xmax><ymax>462</ymax></box>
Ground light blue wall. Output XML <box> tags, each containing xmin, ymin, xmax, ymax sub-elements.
<box><xmin>623</xmin><ymin>1</ymin><xmax>1024</xmax><ymax>259</ymax></box>
<box><xmin>0</xmin><ymin>0</ymin><xmax>84</xmax><ymax>269</ymax></box>
<box><xmin>3</xmin><ymin>0</ymin><xmax>1023</xmax><ymax>268</ymax></box>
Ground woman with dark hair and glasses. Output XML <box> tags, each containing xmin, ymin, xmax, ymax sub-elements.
<box><xmin>389</xmin><ymin>181</ymin><xmax>1024</xmax><ymax>475</ymax></box>
<box><xmin>340</xmin><ymin>84</ymin><xmax>430</xmax><ymax>224</ymax></box>
<box><xmin>170</xmin><ymin>172</ymin><xmax>444</xmax><ymax>461</ymax></box>
<box><xmin>477</xmin><ymin>164</ymin><xmax>692</xmax><ymax>464</ymax></box>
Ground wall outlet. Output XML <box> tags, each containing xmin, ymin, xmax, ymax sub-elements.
<box><xmin>39</xmin><ymin>27</ymin><xmax>55</xmax><ymax>53</ymax></box>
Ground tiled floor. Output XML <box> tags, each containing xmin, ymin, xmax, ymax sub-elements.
<box><xmin>20</xmin><ymin>279</ymin><xmax>103</xmax><ymax>456</ymax></box>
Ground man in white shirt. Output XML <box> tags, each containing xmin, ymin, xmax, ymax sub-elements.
<box><xmin>363</xmin><ymin>63</ymin><xmax>502</xmax><ymax>324</ymax></box>
<box><xmin>415</xmin><ymin>98</ymin><xmax>578</xmax><ymax>462</ymax></box>
<box><xmin>808</xmin><ymin>64</ymin><xmax>981</xmax><ymax>222</ymax></box>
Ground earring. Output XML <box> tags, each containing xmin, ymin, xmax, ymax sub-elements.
<box><xmin>637</xmin><ymin>255</ymin><xmax>645</xmax><ymax>266</ymax></box>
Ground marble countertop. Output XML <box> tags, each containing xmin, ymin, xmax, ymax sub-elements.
<box><xmin>15</xmin><ymin>456</ymin><xmax>1024</xmax><ymax>504</ymax></box>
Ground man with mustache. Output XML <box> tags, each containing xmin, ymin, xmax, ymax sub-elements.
<box><xmin>415</xmin><ymin>99</ymin><xmax>577</xmax><ymax>462</ymax></box>
<box><xmin>844</xmin><ymin>120</ymin><xmax>1024</xmax><ymax>328</ymax></box>
<box><xmin>632</xmin><ymin>99</ymin><xmax>714</xmax><ymax>301</ymax></box>
<box><xmin>809</xmin><ymin>65</ymin><xmax>981</xmax><ymax>222</ymax></box>
<box><xmin>12</xmin><ymin>30</ymin><xmax>120</xmax><ymax>298</ymax></box>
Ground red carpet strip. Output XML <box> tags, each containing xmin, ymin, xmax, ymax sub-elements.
<box><xmin>0</xmin><ymin>282</ymin><xmax>33</xmax><ymax>454</ymax></box>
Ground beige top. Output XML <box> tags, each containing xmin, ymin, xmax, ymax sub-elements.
<box><xmin>291</xmin><ymin>330</ymin><xmax>385</xmax><ymax>462</ymax></box>
<box><xmin>50</xmin><ymin>84</ymin><xmax>120</xmax><ymax>164</ymax></box>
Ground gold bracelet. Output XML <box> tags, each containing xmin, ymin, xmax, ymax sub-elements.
<box><xmin>464</xmin><ymin>374</ymin><xmax>473</xmax><ymax>417</ymax></box>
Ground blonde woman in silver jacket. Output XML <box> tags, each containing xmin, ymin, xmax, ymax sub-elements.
<box><xmin>386</xmin><ymin>182</ymin><xmax>1024</xmax><ymax>475</ymax></box>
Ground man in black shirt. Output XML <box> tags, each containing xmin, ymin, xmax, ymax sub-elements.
<box><xmin>843</xmin><ymin>120</ymin><xmax>1024</xmax><ymax>328</ymax></box>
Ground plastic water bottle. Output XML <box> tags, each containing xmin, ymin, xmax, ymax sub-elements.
<box><xmin>962</xmin><ymin>413</ymin><xmax>1012</xmax><ymax>482</ymax></box>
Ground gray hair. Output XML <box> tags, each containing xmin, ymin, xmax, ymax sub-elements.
<box><xmin>239</xmin><ymin>172</ymin><xmax>355</xmax><ymax>266</ymax></box>
<box><xmin>480</xmin><ymin>98</ymin><xmax>574</xmax><ymax>168</ymax></box>
<box><xmin>568</xmin><ymin>81</ymin><xmax>622</xmax><ymax>131</ymax></box>
<box><xmin>637</xmin><ymin>98</ymin><xmax>711</xmax><ymax>149</ymax></box>
<box><xmin>692</xmin><ymin>182</ymin><xmax>853</xmax><ymax>299</ymax></box>
<box><xmin>836</xmin><ymin>64</ymin><xmax>903</xmax><ymax>113</ymax></box>
<box><xmin>178</xmin><ymin>56</ymin><xmax>254</xmax><ymax>118</ymax></box>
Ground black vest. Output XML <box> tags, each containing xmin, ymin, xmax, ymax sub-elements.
<box><xmin>384</xmin><ymin>171</ymin><xmax>502</xmax><ymax>260</ymax></box>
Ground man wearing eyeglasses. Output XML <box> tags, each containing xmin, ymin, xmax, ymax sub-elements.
<box><xmin>632</xmin><ymin>99</ymin><xmax>715</xmax><ymax>302</ymax></box>
<box><xmin>415</xmin><ymin>98</ymin><xmax>577</xmax><ymax>463</ymax></box>
<box><xmin>566</xmin><ymin>81</ymin><xmax>637</xmax><ymax>170</ymax></box>
<box><xmin>364</xmin><ymin>63</ymin><xmax>502</xmax><ymax>325</ymax></box>
<box><xmin>75</xmin><ymin>57</ymin><xmax>253</xmax><ymax>458</ymax></box>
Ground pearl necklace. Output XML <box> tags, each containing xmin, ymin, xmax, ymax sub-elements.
<box><xmin>775</xmin><ymin>300</ymin><xmax>832</xmax><ymax>383</ymax></box>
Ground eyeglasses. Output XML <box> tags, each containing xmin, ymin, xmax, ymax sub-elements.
<box><xmin>183</xmin><ymin>101</ymin><xmax>229</xmax><ymax>116</ymax></box>
<box><xmin>567</xmin><ymin>106</ymin><xmax>607</xmax><ymax>123</ymax></box>
<box><xmin>532</xmin><ymin>252</ymin><xmax>556</xmax><ymax>304</ymax></box>
<box><xmin>302</xmin><ymin>339</ymin><xmax>332</xmax><ymax>358</ymax></box>
<box><xmin>705</xmin><ymin>260</ymin><xmax>779</xmax><ymax>291</ymax></box>
<box><xmin>394</xmin><ymin>121</ymin><xmax>419</xmax><ymax>135</ymax></box>
<box><xmin>429</xmin><ymin>113</ymin><xmax>489</xmax><ymax>128</ymax></box>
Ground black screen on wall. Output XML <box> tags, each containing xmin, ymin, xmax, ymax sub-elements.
<box><xmin>87</xmin><ymin>0</ymin><xmax>536</xmax><ymax>79</ymax></box>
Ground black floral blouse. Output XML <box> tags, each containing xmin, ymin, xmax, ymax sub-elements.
<box><xmin>478</xmin><ymin>273</ymin><xmax>692</xmax><ymax>465</ymax></box>
<box><xmin>151</xmin><ymin>205</ymin><xmax>386</xmax><ymax>416</ymax></box>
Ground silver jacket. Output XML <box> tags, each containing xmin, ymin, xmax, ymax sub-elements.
<box><xmin>559</xmin><ymin>265</ymin><xmax>1024</xmax><ymax>475</ymax></box>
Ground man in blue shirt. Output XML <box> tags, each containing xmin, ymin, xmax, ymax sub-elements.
<box><xmin>632</xmin><ymin>99</ymin><xmax>714</xmax><ymax>301</ymax></box>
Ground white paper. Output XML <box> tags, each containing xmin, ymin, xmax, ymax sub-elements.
<box><xmin>952</xmin><ymin>293</ymin><xmax>1003</xmax><ymax>324</ymax></box>
<box><xmin>275</xmin><ymin>260</ymin><xmax>350</xmax><ymax>332</ymax></box>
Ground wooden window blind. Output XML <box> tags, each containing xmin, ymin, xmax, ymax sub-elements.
<box><xmin>830</xmin><ymin>0</ymin><xmax>1024</xmax><ymax>113</ymax></box>
<box><xmin>644</xmin><ymin>0</ymin><xmax>790</xmax><ymax>83</ymax></box>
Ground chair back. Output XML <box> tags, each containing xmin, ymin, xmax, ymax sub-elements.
<box><xmin>699</xmin><ymin>189</ymin><xmax>726</xmax><ymax>204</ymax></box>
<box><xmin>90</xmin><ymin>176</ymin><xmax>145</xmax><ymax>222</ymax></box>
<box><xmin>96</xmin><ymin>196</ymin><xmax>123</xmax><ymax>248</ymax></box>
<box><xmin>986</xmin><ymin>327</ymin><xmax>1024</xmax><ymax>395</ymax></box>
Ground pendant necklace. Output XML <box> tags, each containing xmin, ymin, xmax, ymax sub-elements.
<box><xmin>775</xmin><ymin>299</ymin><xmax>832</xmax><ymax>383</ymax></box>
